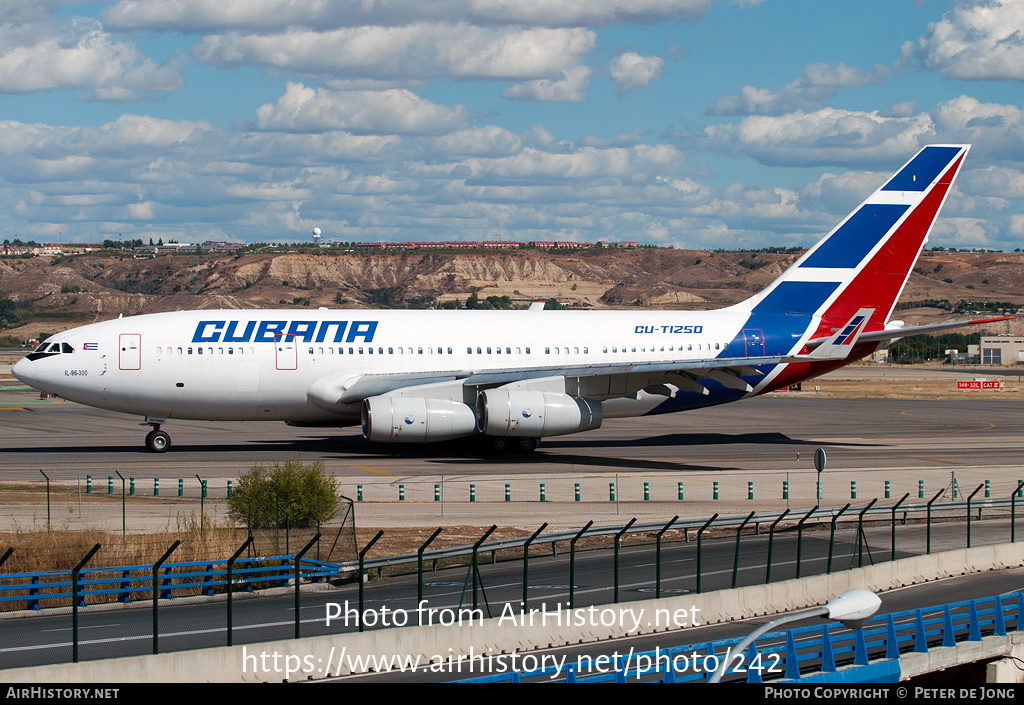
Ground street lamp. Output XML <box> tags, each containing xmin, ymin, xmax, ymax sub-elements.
<box><xmin>709</xmin><ymin>589</ymin><xmax>881</xmax><ymax>683</ymax></box>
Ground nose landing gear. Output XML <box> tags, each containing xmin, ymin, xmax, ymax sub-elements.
<box><xmin>143</xmin><ymin>420</ymin><xmax>171</xmax><ymax>453</ymax></box>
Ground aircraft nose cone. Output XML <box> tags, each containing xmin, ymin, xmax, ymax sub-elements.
<box><xmin>11</xmin><ymin>356</ymin><xmax>39</xmax><ymax>387</ymax></box>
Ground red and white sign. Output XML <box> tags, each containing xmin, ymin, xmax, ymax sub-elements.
<box><xmin>957</xmin><ymin>380</ymin><xmax>1000</xmax><ymax>390</ymax></box>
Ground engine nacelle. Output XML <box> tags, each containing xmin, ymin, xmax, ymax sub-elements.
<box><xmin>362</xmin><ymin>396</ymin><xmax>477</xmax><ymax>443</ymax></box>
<box><xmin>477</xmin><ymin>390</ymin><xmax>602</xmax><ymax>437</ymax></box>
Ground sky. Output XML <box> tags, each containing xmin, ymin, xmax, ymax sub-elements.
<box><xmin>1</xmin><ymin>0</ymin><xmax>1024</xmax><ymax>251</ymax></box>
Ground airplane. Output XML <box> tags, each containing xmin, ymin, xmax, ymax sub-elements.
<box><xmin>12</xmin><ymin>144</ymin><xmax>1011</xmax><ymax>454</ymax></box>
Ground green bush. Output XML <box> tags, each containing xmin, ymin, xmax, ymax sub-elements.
<box><xmin>228</xmin><ymin>455</ymin><xmax>337</xmax><ymax>529</ymax></box>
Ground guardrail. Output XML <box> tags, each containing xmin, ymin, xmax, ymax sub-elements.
<box><xmin>453</xmin><ymin>591</ymin><xmax>1024</xmax><ymax>683</ymax></box>
<box><xmin>0</xmin><ymin>556</ymin><xmax>338</xmax><ymax>611</ymax></box>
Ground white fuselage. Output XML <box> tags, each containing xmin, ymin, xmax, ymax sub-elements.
<box><xmin>13</xmin><ymin>307</ymin><xmax>762</xmax><ymax>424</ymax></box>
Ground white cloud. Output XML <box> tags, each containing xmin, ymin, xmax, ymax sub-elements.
<box><xmin>912</xmin><ymin>0</ymin><xmax>1024</xmax><ymax>81</ymax></box>
<box><xmin>252</xmin><ymin>83</ymin><xmax>468</xmax><ymax>135</ymax></box>
<box><xmin>0</xmin><ymin>17</ymin><xmax>182</xmax><ymax>98</ymax></box>
<box><xmin>194</xmin><ymin>24</ymin><xmax>595</xmax><ymax>83</ymax></box>
<box><xmin>105</xmin><ymin>0</ymin><xmax>716</xmax><ymax>31</ymax></box>
<box><xmin>695</xmin><ymin>107</ymin><xmax>933</xmax><ymax>166</ymax></box>
<box><xmin>0</xmin><ymin>0</ymin><xmax>71</xmax><ymax>23</ymax></box>
<box><xmin>501</xmin><ymin>65</ymin><xmax>592</xmax><ymax>102</ymax></box>
<box><xmin>962</xmin><ymin>165</ymin><xmax>1024</xmax><ymax>200</ymax></box>
<box><xmin>609</xmin><ymin>52</ymin><xmax>664</xmax><ymax>97</ymax></box>
<box><xmin>708</xmin><ymin>62</ymin><xmax>887</xmax><ymax>116</ymax></box>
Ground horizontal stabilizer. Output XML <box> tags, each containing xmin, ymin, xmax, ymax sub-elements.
<box><xmin>857</xmin><ymin>316</ymin><xmax>1014</xmax><ymax>345</ymax></box>
<box><xmin>788</xmin><ymin>308</ymin><xmax>874</xmax><ymax>361</ymax></box>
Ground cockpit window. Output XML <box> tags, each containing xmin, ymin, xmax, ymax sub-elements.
<box><xmin>27</xmin><ymin>341</ymin><xmax>70</xmax><ymax>361</ymax></box>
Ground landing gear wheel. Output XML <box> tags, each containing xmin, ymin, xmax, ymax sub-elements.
<box><xmin>491</xmin><ymin>437</ymin><xmax>509</xmax><ymax>453</ymax></box>
<box><xmin>516</xmin><ymin>437</ymin><xmax>538</xmax><ymax>453</ymax></box>
<box><xmin>145</xmin><ymin>429</ymin><xmax>171</xmax><ymax>453</ymax></box>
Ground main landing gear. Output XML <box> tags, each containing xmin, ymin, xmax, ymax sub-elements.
<box><xmin>489</xmin><ymin>437</ymin><xmax>538</xmax><ymax>454</ymax></box>
<box><xmin>144</xmin><ymin>423</ymin><xmax>171</xmax><ymax>453</ymax></box>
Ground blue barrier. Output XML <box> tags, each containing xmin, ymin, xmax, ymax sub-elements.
<box><xmin>0</xmin><ymin>556</ymin><xmax>338</xmax><ymax>610</ymax></box>
<box><xmin>453</xmin><ymin>591</ymin><xmax>1023</xmax><ymax>683</ymax></box>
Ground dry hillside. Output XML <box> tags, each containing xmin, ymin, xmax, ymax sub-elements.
<box><xmin>1</xmin><ymin>248</ymin><xmax>1022</xmax><ymax>342</ymax></box>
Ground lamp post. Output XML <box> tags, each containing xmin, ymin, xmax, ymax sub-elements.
<box><xmin>709</xmin><ymin>589</ymin><xmax>881</xmax><ymax>683</ymax></box>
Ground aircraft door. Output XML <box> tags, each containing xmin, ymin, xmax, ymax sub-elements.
<box><xmin>742</xmin><ymin>329</ymin><xmax>765</xmax><ymax>357</ymax></box>
<box><xmin>119</xmin><ymin>333</ymin><xmax>141</xmax><ymax>370</ymax></box>
<box><xmin>275</xmin><ymin>333</ymin><xmax>298</xmax><ymax>370</ymax></box>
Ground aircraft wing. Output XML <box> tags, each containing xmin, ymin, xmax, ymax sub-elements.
<box><xmin>311</xmin><ymin>353</ymin><xmax>787</xmax><ymax>409</ymax></box>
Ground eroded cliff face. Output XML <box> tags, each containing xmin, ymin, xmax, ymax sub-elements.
<box><xmin>2</xmin><ymin>247</ymin><xmax>1022</xmax><ymax>340</ymax></box>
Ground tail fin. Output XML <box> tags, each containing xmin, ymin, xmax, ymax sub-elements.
<box><xmin>731</xmin><ymin>145</ymin><xmax>969</xmax><ymax>352</ymax></box>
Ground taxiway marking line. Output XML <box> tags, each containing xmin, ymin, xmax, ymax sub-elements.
<box><xmin>352</xmin><ymin>465</ymin><xmax>400</xmax><ymax>476</ymax></box>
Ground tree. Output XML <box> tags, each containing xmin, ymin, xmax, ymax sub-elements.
<box><xmin>227</xmin><ymin>455</ymin><xmax>337</xmax><ymax>529</ymax></box>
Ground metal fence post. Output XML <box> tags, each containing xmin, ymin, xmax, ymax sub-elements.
<box><xmin>796</xmin><ymin>506</ymin><xmax>818</xmax><ymax>579</ymax></box>
<box><xmin>72</xmin><ymin>544</ymin><xmax>101</xmax><ymax>663</ymax></box>
<box><xmin>152</xmin><ymin>540</ymin><xmax>180</xmax><ymax>654</ymax></box>
<box><xmin>926</xmin><ymin>489</ymin><xmax>944</xmax><ymax>554</ymax></box>
<box><xmin>656</xmin><ymin>516</ymin><xmax>678</xmax><ymax>599</ymax></box>
<box><xmin>471</xmin><ymin>526</ymin><xmax>498</xmax><ymax>612</ymax></box>
<box><xmin>294</xmin><ymin>533</ymin><xmax>321</xmax><ymax>639</ymax></box>
<box><xmin>766</xmin><ymin>510</ymin><xmax>790</xmax><ymax>584</ymax></box>
<box><xmin>613</xmin><ymin>518</ymin><xmax>637</xmax><ymax>604</ymax></box>
<box><xmin>358</xmin><ymin>531</ymin><xmax>384</xmax><ymax>633</ymax></box>
<box><xmin>826</xmin><ymin>504</ymin><xmax>850</xmax><ymax>574</ymax></box>
<box><xmin>967</xmin><ymin>484</ymin><xmax>983</xmax><ymax>548</ymax></box>
<box><xmin>1012</xmin><ymin>482</ymin><xmax>1024</xmax><ymax>543</ymax></box>
<box><xmin>569</xmin><ymin>521</ymin><xmax>593</xmax><ymax>609</ymax></box>
<box><xmin>696</xmin><ymin>513</ymin><xmax>718</xmax><ymax>594</ymax></box>
<box><xmin>891</xmin><ymin>493</ymin><xmax>909</xmax><ymax>560</ymax></box>
<box><xmin>417</xmin><ymin>528</ymin><xmax>444</xmax><ymax>608</ymax></box>
<box><xmin>732</xmin><ymin>511</ymin><xmax>755</xmax><ymax>589</ymax></box>
<box><xmin>854</xmin><ymin>499</ymin><xmax>877</xmax><ymax>568</ymax></box>
<box><xmin>227</xmin><ymin>536</ymin><xmax>254</xmax><ymax>646</ymax></box>
<box><xmin>523</xmin><ymin>523</ymin><xmax>548</xmax><ymax>611</ymax></box>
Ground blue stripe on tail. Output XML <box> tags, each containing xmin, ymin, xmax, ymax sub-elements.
<box><xmin>882</xmin><ymin>146</ymin><xmax>962</xmax><ymax>192</ymax></box>
<box><xmin>800</xmin><ymin>204</ymin><xmax>908</xmax><ymax>269</ymax></box>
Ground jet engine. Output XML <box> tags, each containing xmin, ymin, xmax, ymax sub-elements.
<box><xmin>476</xmin><ymin>390</ymin><xmax>602</xmax><ymax>437</ymax></box>
<box><xmin>362</xmin><ymin>396</ymin><xmax>477</xmax><ymax>443</ymax></box>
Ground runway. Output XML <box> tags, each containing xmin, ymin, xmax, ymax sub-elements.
<box><xmin>1</xmin><ymin>381</ymin><xmax>1022</xmax><ymax>528</ymax></box>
